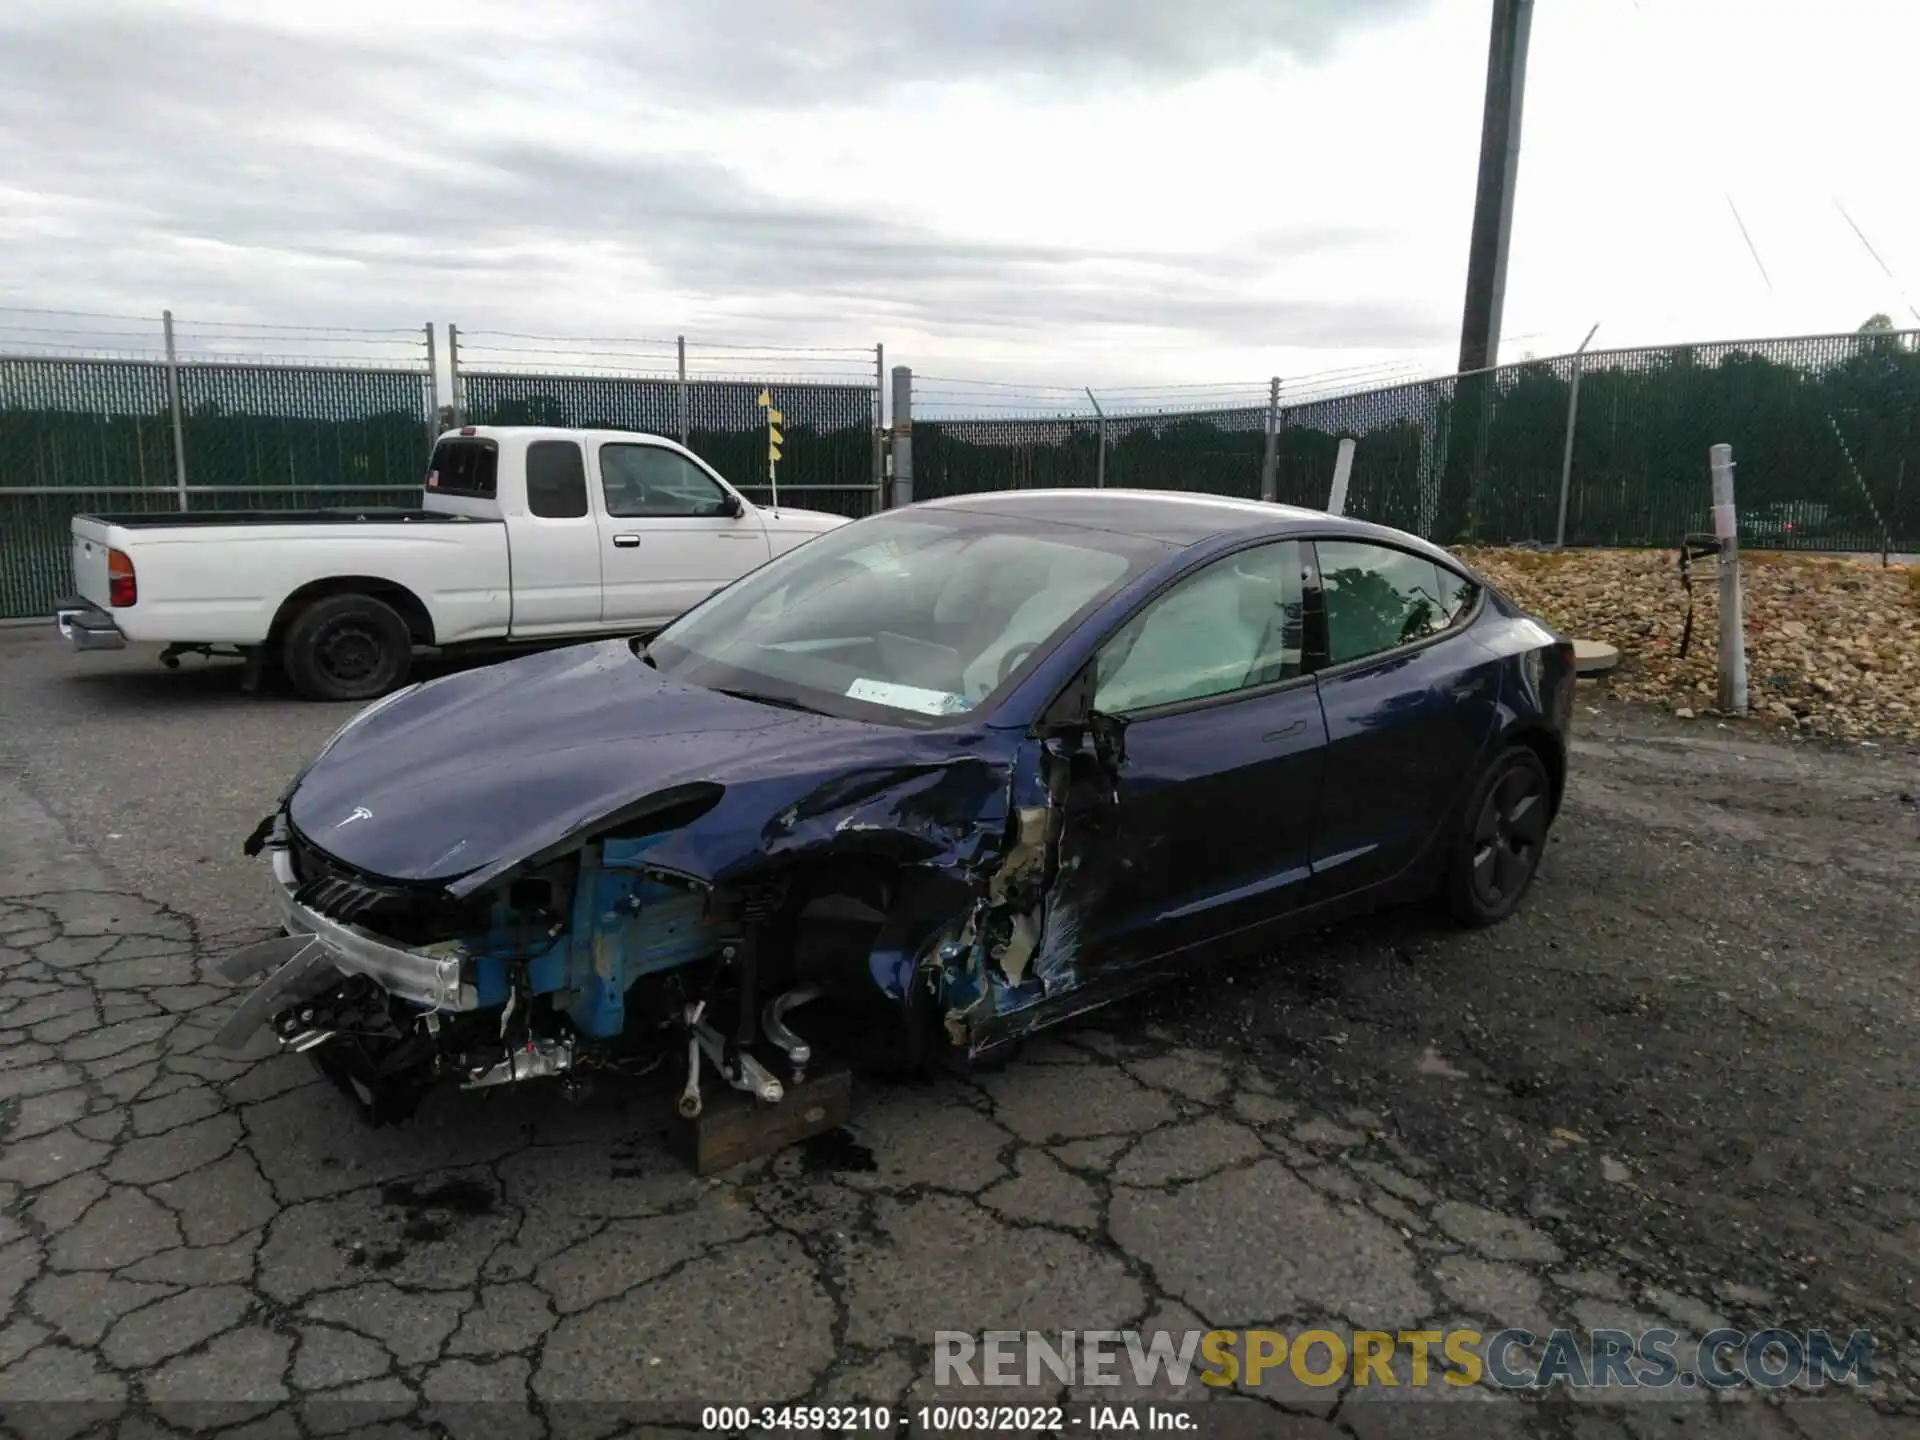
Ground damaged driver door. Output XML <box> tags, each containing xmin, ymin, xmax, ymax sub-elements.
<box><xmin>1044</xmin><ymin>538</ymin><xmax>1328</xmax><ymax>977</ymax></box>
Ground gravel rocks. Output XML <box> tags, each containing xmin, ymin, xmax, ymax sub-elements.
<box><xmin>1459</xmin><ymin>546</ymin><xmax>1920</xmax><ymax>742</ymax></box>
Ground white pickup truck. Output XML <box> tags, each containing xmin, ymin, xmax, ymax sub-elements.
<box><xmin>54</xmin><ymin>425</ymin><xmax>849</xmax><ymax>701</ymax></box>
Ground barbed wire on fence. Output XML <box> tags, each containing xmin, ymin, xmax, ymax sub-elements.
<box><xmin>452</xmin><ymin>329</ymin><xmax>881</xmax><ymax>391</ymax></box>
<box><xmin>2</xmin><ymin>310</ymin><xmax>1917</xmax><ymax>619</ymax></box>
<box><xmin>0</xmin><ymin>306</ymin><xmax>433</xmax><ymax>376</ymax></box>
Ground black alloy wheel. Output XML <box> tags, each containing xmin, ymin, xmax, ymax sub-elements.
<box><xmin>1446</xmin><ymin>745</ymin><xmax>1552</xmax><ymax>926</ymax></box>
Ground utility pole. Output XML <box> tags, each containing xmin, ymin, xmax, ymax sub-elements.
<box><xmin>1457</xmin><ymin>0</ymin><xmax>1534</xmax><ymax>374</ymax></box>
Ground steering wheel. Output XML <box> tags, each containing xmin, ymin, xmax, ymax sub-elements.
<box><xmin>997</xmin><ymin>642</ymin><xmax>1039</xmax><ymax>688</ymax></box>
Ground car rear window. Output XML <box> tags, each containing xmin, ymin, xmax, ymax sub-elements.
<box><xmin>427</xmin><ymin>439</ymin><xmax>499</xmax><ymax>499</ymax></box>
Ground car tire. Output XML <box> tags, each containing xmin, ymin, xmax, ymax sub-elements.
<box><xmin>283</xmin><ymin>593</ymin><xmax>413</xmax><ymax>703</ymax></box>
<box><xmin>1444</xmin><ymin>744</ymin><xmax>1552</xmax><ymax>927</ymax></box>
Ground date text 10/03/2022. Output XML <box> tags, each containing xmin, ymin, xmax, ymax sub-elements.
<box><xmin>700</xmin><ymin>1407</ymin><xmax>1196</xmax><ymax>1432</ymax></box>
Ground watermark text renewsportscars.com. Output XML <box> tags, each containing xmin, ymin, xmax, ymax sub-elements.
<box><xmin>934</xmin><ymin>1326</ymin><xmax>1877</xmax><ymax>1392</ymax></box>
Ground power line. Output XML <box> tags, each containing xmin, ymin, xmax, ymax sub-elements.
<box><xmin>1724</xmin><ymin>195</ymin><xmax>1774</xmax><ymax>294</ymax></box>
<box><xmin>1833</xmin><ymin>200</ymin><xmax>1920</xmax><ymax>326</ymax></box>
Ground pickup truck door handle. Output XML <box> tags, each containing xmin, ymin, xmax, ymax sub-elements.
<box><xmin>611</xmin><ymin>534</ymin><xmax>641</xmax><ymax>548</ymax></box>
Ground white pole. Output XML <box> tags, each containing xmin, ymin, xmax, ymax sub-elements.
<box><xmin>1710</xmin><ymin>443</ymin><xmax>1747</xmax><ymax>714</ymax></box>
<box><xmin>1327</xmin><ymin>437</ymin><xmax>1356</xmax><ymax>516</ymax></box>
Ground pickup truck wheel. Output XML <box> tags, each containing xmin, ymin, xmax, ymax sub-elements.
<box><xmin>283</xmin><ymin>594</ymin><xmax>413</xmax><ymax>702</ymax></box>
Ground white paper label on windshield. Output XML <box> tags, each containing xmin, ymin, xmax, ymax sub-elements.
<box><xmin>845</xmin><ymin>678</ymin><xmax>969</xmax><ymax>716</ymax></box>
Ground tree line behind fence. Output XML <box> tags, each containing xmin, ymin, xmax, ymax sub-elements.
<box><xmin>1</xmin><ymin>322</ymin><xmax>1915</xmax><ymax>619</ymax></box>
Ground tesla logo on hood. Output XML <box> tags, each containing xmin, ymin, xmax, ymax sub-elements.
<box><xmin>334</xmin><ymin>806</ymin><xmax>374</xmax><ymax>829</ymax></box>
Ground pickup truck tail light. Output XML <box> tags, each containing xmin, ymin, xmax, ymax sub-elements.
<box><xmin>108</xmin><ymin>548</ymin><xmax>137</xmax><ymax>608</ymax></box>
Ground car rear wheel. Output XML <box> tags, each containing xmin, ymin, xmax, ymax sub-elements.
<box><xmin>1445</xmin><ymin>744</ymin><xmax>1551</xmax><ymax>926</ymax></box>
<box><xmin>283</xmin><ymin>593</ymin><xmax>413</xmax><ymax>702</ymax></box>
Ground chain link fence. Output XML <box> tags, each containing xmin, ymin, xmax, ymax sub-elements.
<box><xmin>4</xmin><ymin>312</ymin><xmax>1914</xmax><ymax>621</ymax></box>
<box><xmin>452</xmin><ymin>332</ymin><xmax>883</xmax><ymax>521</ymax></box>
<box><xmin>913</xmin><ymin>329</ymin><xmax>1920</xmax><ymax>556</ymax></box>
<box><xmin>0</xmin><ymin>312</ymin><xmax>432</xmax><ymax>618</ymax></box>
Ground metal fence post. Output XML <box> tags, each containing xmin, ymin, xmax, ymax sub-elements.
<box><xmin>1259</xmin><ymin>376</ymin><xmax>1280</xmax><ymax>502</ymax></box>
<box><xmin>447</xmin><ymin>323</ymin><xmax>464</xmax><ymax>425</ymax></box>
<box><xmin>1710</xmin><ymin>443</ymin><xmax>1748</xmax><ymax>714</ymax></box>
<box><xmin>1327</xmin><ymin>438</ymin><xmax>1356</xmax><ymax>516</ymax></box>
<box><xmin>424</xmin><ymin>323</ymin><xmax>440</xmax><ymax>452</ymax></box>
<box><xmin>162</xmin><ymin>309</ymin><xmax>189</xmax><ymax>510</ymax></box>
<box><xmin>1085</xmin><ymin>389</ymin><xmax>1106</xmax><ymax>488</ymax></box>
<box><xmin>676</xmin><ymin>335</ymin><xmax>689</xmax><ymax>446</ymax></box>
<box><xmin>890</xmin><ymin>366</ymin><xmax>913</xmax><ymax>508</ymax></box>
<box><xmin>1553</xmin><ymin>322</ymin><xmax>1599</xmax><ymax>547</ymax></box>
<box><xmin>872</xmin><ymin>343</ymin><xmax>886</xmax><ymax>510</ymax></box>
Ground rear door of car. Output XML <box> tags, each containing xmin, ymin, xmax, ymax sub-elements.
<box><xmin>1064</xmin><ymin>537</ymin><xmax>1330</xmax><ymax>970</ymax></box>
<box><xmin>1304</xmin><ymin>537</ymin><xmax>1499</xmax><ymax>900</ymax></box>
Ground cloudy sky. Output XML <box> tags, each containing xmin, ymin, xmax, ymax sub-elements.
<box><xmin>1</xmin><ymin>0</ymin><xmax>1915</xmax><ymax>399</ymax></box>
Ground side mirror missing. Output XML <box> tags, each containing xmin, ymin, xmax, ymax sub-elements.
<box><xmin>1089</xmin><ymin>708</ymin><xmax>1129</xmax><ymax>774</ymax></box>
<box><xmin>1035</xmin><ymin>664</ymin><xmax>1130</xmax><ymax>776</ymax></box>
<box><xmin>1036</xmin><ymin>663</ymin><xmax>1094</xmax><ymax>739</ymax></box>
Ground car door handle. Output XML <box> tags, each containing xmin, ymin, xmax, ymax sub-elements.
<box><xmin>611</xmin><ymin>534</ymin><xmax>641</xmax><ymax>548</ymax></box>
<box><xmin>1262</xmin><ymin>719</ymin><xmax>1307</xmax><ymax>743</ymax></box>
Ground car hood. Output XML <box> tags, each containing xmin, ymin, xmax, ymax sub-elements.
<box><xmin>287</xmin><ymin>639</ymin><xmax>1011</xmax><ymax>894</ymax></box>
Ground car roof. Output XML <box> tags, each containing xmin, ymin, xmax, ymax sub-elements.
<box><xmin>918</xmin><ymin>488</ymin><xmax>1340</xmax><ymax>544</ymax></box>
<box><xmin>445</xmin><ymin>425</ymin><xmax>683</xmax><ymax>447</ymax></box>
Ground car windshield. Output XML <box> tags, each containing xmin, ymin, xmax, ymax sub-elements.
<box><xmin>645</xmin><ymin>510</ymin><xmax>1170</xmax><ymax>724</ymax></box>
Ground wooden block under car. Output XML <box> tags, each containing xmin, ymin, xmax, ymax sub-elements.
<box><xmin>671</xmin><ymin>1063</ymin><xmax>852</xmax><ymax>1176</ymax></box>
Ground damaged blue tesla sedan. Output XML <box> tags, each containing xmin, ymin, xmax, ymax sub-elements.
<box><xmin>216</xmin><ymin>490</ymin><xmax>1576</xmax><ymax>1124</ymax></box>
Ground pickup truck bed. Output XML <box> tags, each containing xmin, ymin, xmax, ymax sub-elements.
<box><xmin>76</xmin><ymin>509</ymin><xmax>495</xmax><ymax>528</ymax></box>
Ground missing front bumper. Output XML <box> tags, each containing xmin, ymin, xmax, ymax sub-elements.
<box><xmin>211</xmin><ymin>841</ymin><xmax>477</xmax><ymax>1052</ymax></box>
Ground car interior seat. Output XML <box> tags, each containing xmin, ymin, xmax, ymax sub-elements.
<box><xmin>959</xmin><ymin>545</ymin><xmax>1131</xmax><ymax>703</ymax></box>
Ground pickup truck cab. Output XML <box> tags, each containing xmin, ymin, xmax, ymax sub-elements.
<box><xmin>55</xmin><ymin>426</ymin><xmax>849</xmax><ymax>700</ymax></box>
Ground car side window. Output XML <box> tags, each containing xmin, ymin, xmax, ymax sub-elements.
<box><xmin>1317</xmin><ymin>540</ymin><xmax>1468</xmax><ymax>666</ymax></box>
<box><xmin>1434</xmin><ymin>563</ymin><xmax>1481</xmax><ymax>627</ymax></box>
<box><xmin>525</xmin><ymin>441</ymin><xmax>588</xmax><ymax>519</ymax></box>
<box><xmin>600</xmin><ymin>445</ymin><xmax>731</xmax><ymax>518</ymax></box>
<box><xmin>1092</xmin><ymin>540</ymin><xmax>1306</xmax><ymax>714</ymax></box>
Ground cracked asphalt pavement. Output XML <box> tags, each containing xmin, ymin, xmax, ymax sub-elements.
<box><xmin>1</xmin><ymin>628</ymin><xmax>1917</xmax><ymax>1438</ymax></box>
